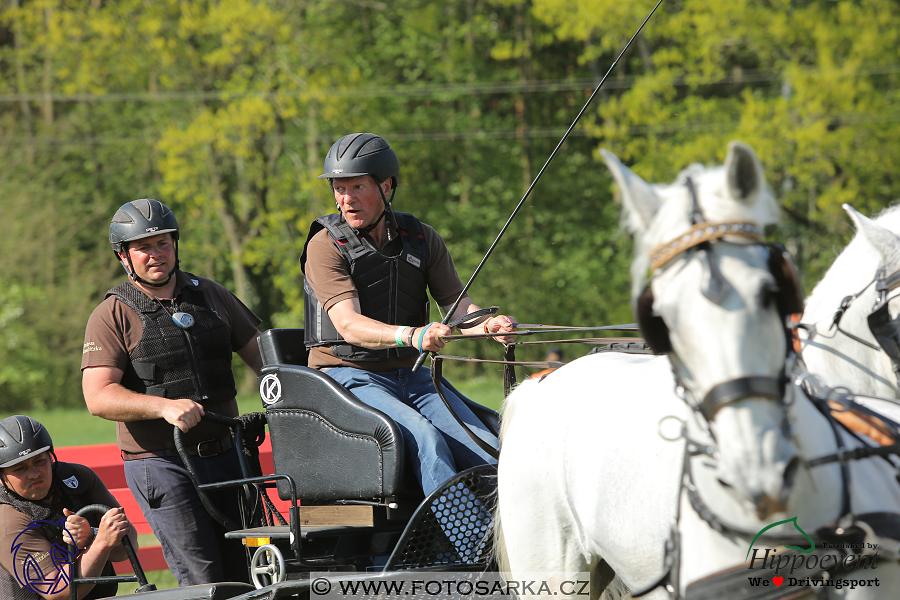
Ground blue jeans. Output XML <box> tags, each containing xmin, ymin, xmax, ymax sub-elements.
<box><xmin>123</xmin><ymin>448</ymin><xmax>248</xmax><ymax>586</ymax></box>
<box><xmin>327</xmin><ymin>367</ymin><xmax>499</xmax><ymax>496</ymax></box>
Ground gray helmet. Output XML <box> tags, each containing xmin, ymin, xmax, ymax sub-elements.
<box><xmin>0</xmin><ymin>416</ymin><xmax>53</xmax><ymax>469</ymax></box>
<box><xmin>109</xmin><ymin>198</ymin><xmax>179</xmax><ymax>254</ymax></box>
<box><xmin>318</xmin><ymin>133</ymin><xmax>400</xmax><ymax>188</ymax></box>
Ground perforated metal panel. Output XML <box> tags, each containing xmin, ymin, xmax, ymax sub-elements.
<box><xmin>384</xmin><ymin>465</ymin><xmax>497</xmax><ymax>571</ymax></box>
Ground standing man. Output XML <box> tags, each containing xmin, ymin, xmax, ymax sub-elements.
<box><xmin>301</xmin><ymin>133</ymin><xmax>517</xmax><ymax>497</ymax></box>
<box><xmin>81</xmin><ymin>199</ymin><xmax>263</xmax><ymax>586</ymax></box>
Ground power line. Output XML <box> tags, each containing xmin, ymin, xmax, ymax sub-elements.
<box><xmin>2</xmin><ymin>112</ymin><xmax>899</xmax><ymax>147</ymax></box>
<box><xmin>0</xmin><ymin>64</ymin><xmax>898</xmax><ymax>104</ymax></box>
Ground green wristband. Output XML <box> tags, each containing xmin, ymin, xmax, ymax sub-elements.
<box><xmin>395</xmin><ymin>326</ymin><xmax>407</xmax><ymax>347</ymax></box>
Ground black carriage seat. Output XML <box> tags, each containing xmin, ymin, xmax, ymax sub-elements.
<box><xmin>258</xmin><ymin>329</ymin><xmax>405</xmax><ymax>501</ymax></box>
<box><xmin>114</xmin><ymin>582</ymin><xmax>255</xmax><ymax>600</ymax></box>
<box><xmin>256</xmin><ymin>328</ymin><xmax>500</xmax><ymax>503</ymax></box>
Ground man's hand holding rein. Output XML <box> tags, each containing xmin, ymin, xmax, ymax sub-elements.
<box><xmin>482</xmin><ymin>314</ymin><xmax>518</xmax><ymax>345</ymax></box>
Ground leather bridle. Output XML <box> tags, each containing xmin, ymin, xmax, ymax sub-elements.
<box><xmin>636</xmin><ymin>177</ymin><xmax>803</xmax><ymax>421</ymax></box>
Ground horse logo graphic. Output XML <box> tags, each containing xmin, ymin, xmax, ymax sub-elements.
<box><xmin>11</xmin><ymin>519</ymin><xmax>78</xmax><ymax>595</ymax></box>
<box><xmin>746</xmin><ymin>516</ymin><xmax>815</xmax><ymax>560</ymax></box>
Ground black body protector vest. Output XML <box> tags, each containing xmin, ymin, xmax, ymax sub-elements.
<box><xmin>0</xmin><ymin>463</ymin><xmax>117</xmax><ymax>600</ymax></box>
<box><xmin>302</xmin><ymin>212</ymin><xmax>430</xmax><ymax>361</ymax></box>
<box><xmin>107</xmin><ymin>274</ymin><xmax>236</xmax><ymax>405</ymax></box>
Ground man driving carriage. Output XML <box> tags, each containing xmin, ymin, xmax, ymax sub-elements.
<box><xmin>80</xmin><ymin>199</ymin><xmax>263</xmax><ymax>586</ymax></box>
<box><xmin>301</xmin><ymin>132</ymin><xmax>517</xmax><ymax>496</ymax></box>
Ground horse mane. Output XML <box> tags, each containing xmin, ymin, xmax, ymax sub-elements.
<box><xmin>623</xmin><ymin>161</ymin><xmax>779</xmax><ymax>301</ymax></box>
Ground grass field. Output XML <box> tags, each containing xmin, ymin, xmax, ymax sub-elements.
<box><xmin>31</xmin><ymin>374</ymin><xmax>506</xmax><ymax>448</ymax></box>
<box><xmin>22</xmin><ymin>373</ymin><xmax>507</xmax><ymax>594</ymax></box>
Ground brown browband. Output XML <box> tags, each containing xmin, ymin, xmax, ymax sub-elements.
<box><xmin>649</xmin><ymin>221</ymin><xmax>762</xmax><ymax>271</ymax></box>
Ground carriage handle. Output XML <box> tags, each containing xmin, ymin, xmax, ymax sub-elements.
<box><xmin>173</xmin><ymin>411</ymin><xmax>253</xmax><ymax>531</ymax></box>
<box><xmin>67</xmin><ymin>504</ymin><xmax>156</xmax><ymax>600</ymax></box>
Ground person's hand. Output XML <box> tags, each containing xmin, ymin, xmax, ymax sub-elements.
<box><xmin>92</xmin><ymin>507</ymin><xmax>130</xmax><ymax>551</ymax></box>
<box><xmin>160</xmin><ymin>399</ymin><xmax>205</xmax><ymax>432</ymax></box>
<box><xmin>418</xmin><ymin>322</ymin><xmax>451</xmax><ymax>353</ymax></box>
<box><xmin>62</xmin><ymin>509</ymin><xmax>93</xmax><ymax>550</ymax></box>
<box><xmin>485</xmin><ymin>315</ymin><xmax>518</xmax><ymax>344</ymax></box>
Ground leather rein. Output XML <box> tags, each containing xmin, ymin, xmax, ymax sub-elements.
<box><xmin>428</xmin><ymin>310</ymin><xmax>644</xmax><ymax>461</ymax></box>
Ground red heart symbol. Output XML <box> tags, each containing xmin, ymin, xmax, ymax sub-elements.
<box><xmin>773</xmin><ymin>577</ymin><xmax>783</xmax><ymax>586</ymax></box>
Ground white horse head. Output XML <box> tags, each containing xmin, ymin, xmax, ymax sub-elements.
<box><xmin>803</xmin><ymin>203</ymin><xmax>900</xmax><ymax>400</ymax></box>
<box><xmin>600</xmin><ymin>142</ymin><xmax>798</xmax><ymax>519</ymax></box>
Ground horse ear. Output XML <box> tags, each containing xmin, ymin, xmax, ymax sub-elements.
<box><xmin>844</xmin><ymin>203</ymin><xmax>900</xmax><ymax>262</ymax></box>
<box><xmin>724</xmin><ymin>141</ymin><xmax>764</xmax><ymax>204</ymax></box>
<box><xmin>600</xmin><ymin>148</ymin><xmax>661</xmax><ymax>232</ymax></box>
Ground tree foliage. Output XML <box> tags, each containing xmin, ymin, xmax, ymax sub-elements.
<box><xmin>0</xmin><ymin>0</ymin><xmax>897</xmax><ymax>408</ymax></box>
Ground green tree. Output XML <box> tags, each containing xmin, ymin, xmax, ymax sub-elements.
<box><xmin>529</xmin><ymin>0</ymin><xmax>900</xmax><ymax>288</ymax></box>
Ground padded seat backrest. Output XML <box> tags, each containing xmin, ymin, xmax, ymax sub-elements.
<box><xmin>258</xmin><ymin>328</ymin><xmax>310</xmax><ymax>367</ymax></box>
<box><xmin>257</xmin><ymin>329</ymin><xmax>407</xmax><ymax>500</ymax></box>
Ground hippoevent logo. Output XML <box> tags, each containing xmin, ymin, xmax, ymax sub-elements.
<box><xmin>745</xmin><ymin>516</ymin><xmax>881</xmax><ymax>591</ymax></box>
<box><xmin>11</xmin><ymin>519</ymin><xmax>78</xmax><ymax>595</ymax></box>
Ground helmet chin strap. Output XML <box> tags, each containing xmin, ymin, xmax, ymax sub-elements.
<box><xmin>337</xmin><ymin>182</ymin><xmax>397</xmax><ymax>241</ymax></box>
<box><xmin>358</xmin><ymin>184</ymin><xmax>397</xmax><ymax>240</ymax></box>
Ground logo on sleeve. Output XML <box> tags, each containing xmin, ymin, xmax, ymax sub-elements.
<box><xmin>82</xmin><ymin>342</ymin><xmax>102</xmax><ymax>354</ymax></box>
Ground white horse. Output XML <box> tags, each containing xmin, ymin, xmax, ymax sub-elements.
<box><xmin>800</xmin><ymin>204</ymin><xmax>900</xmax><ymax>428</ymax></box>
<box><xmin>496</xmin><ymin>143</ymin><xmax>900</xmax><ymax>599</ymax></box>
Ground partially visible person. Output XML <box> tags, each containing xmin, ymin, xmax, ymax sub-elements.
<box><xmin>81</xmin><ymin>199</ymin><xmax>263</xmax><ymax>586</ymax></box>
<box><xmin>0</xmin><ymin>415</ymin><xmax>136</xmax><ymax>600</ymax></box>
<box><xmin>302</xmin><ymin>133</ymin><xmax>517</xmax><ymax>498</ymax></box>
<box><xmin>530</xmin><ymin>346</ymin><xmax>564</xmax><ymax>381</ymax></box>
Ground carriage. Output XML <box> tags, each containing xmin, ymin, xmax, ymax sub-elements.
<box><xmin>66</xmin><ymin>322</ymin><xmax>646</xmax><ymax>600</ymax></box>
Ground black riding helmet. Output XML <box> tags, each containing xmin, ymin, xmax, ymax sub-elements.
<box><xmin>0</xmin><ymin>415</ymin><xmax>53</xmax><ymax>470</ymax></box>
<box><xmin>109</xmin><ymin>198</ymin><xmax>180</xmax><ymax>287</ymax></box>
<box><xmin>318</xmin><ymin>133</ymin><xmax>400</xmax><ymax>236</ymax></box>
<box><xmin>318</xmin><ymin>133</ymin><xmax>400</xmax><ymax>189</ymax></box>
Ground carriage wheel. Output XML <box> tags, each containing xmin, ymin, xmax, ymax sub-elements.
<box><xmin>250</xmin><ymin>544</ymin><xmax>286</xmax><ymax>589</ymax></box>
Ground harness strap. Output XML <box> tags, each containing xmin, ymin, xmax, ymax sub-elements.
<box><xmin>699</xmin><ymin>376</ymin><xmax>783</xmax><ymax>421</ymax></box>
<box><xmin>808</xmin><ymin>441</ymin><xmax>900</xmax><ymax>467</ymax></box>
<box><xmin>430</xmin><ymin>357</ymin><xmax>500</xmax><ymax>460</ymax></box>
<box><xmin>447</xmin><ymin>306</ymin><xmax>497</xmax><ymax>330</ymax></box>
<box><xmin>503</xmin><ymin>344</ymin><xmax>517</xmax><ymax>398</ymax></box>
